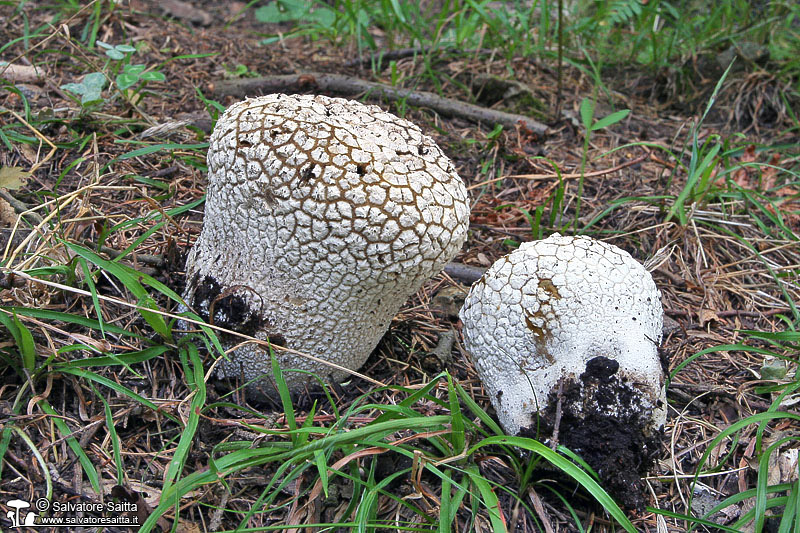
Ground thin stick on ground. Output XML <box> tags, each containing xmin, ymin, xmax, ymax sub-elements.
<box><xmin>211</xmin><ymin>72</ymin><xmax>549</xmax><ymax>135</ymax></box>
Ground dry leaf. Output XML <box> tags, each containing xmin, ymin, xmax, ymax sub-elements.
<box><xmin>732</xmin><ymin>145</ymin><xmax>757</xmax><ymax>188</ymax></box>
<box><xmin>767</xmin><ymin>448</ymin><xmax>782</xmax><ymax>486</ymax></box>
<box><xmin>17</xmin><ymin>143</ymin><xmax>38</xmax><ymax>165</ymax></box>
<box><xmin>699</xmin><ymin>308</ymin><xmax>720</xmax><ymax>327</ymax></box>
<box><xmin>69</xmin><ymin>332</ymin><xmax>112</xmax><ymax>353</ymax></box>
<box><xmin>0</xmin><ymin>166</ymin><xmax>31</xmax><ymax>190</ymax></box>
<box><xmin>111</xmin><ymin>484</ymin><xmax>170</xmax><ymax>531</ymax></box>
<box><xmin>739</xmin><ymin>436</ymin><xmax>757</xmax><ymax>492</ymax></box>
<box><xmin>778</xmin><ymin>448</ymin><xmax>799</xmax><ymax>482</ymax></box>
<box><xmin>785</xmin><ymin>212</ymin><xmax>800</xmax><ymax>232</ymax></box>
<box><xmin>0</xmin><ymin>197</ymin><xmax>16</xmax><ymax>226</ymax></box>
<box><xmin>775</xmin><ymin>186</ymin><xmax>799</xmax><ymax>198</ymax></box>
<box><xmin>762</xmin><ymin>152</ymin><xmax>782</xmax><ymax>190</ymax></box>
<box><xmin>176</xmin><ymin>522</ymin><xmax>203</xmax><ymax>533</ymax></box>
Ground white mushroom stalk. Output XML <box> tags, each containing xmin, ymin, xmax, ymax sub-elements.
<box><xmin>182</xmin><ymin>94</ymin><xmax>470</xmax><ymax>394</ymax></box>
<box><xmin>459</xmin><ymin>233</ymin><xmax>665</xmax><ymax>509</ymax></box>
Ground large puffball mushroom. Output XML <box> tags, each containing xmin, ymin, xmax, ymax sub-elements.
<box><xmin>183</xmin><ymin>94</ymin><xmax>470</xmax><ymax>394</ymax></box>
<box><xmin>459</xmin><ymin>233</ymin><xmax>665</xmax><ymax>510</ymax></box>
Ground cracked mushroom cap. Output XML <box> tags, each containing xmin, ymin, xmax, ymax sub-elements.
<box><xmin>459</xmin><ymin>234</ymin><xmax>666</xmax><ymax>437</ymax></box>
<box><xmin>183</xmin><ymin>94</ymin><xmax>470</xmax><ymax>393</ymax></box>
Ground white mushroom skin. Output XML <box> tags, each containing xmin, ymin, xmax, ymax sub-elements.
<box><xmin>459</xmin><ymin>233</ymin><xmax>666</xmax><ymax>437</ymax></box>
<box><xmin>183</xmin><ymin>94</ymin><xmax>469</xmax><ymax>393</ymax></box>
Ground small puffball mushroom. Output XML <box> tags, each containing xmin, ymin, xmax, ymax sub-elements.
<box><xmin>459</xmin><ymin>233</ymin><xmax>665</xmax><ymax>509</ymax></box>
<box><xmin>183</xmin><ymin>94</ymin><xmax>470</xmax><ymax>394</ymax></box>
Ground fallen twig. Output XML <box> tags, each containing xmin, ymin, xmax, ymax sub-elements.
<box><xmin>443</xmin><ymin>262</ymin><xmax>486</xmax><ymax>284</ymax></box>
<box><xmin>550</xmin><ymin>377</ymin><xmax>564</xmax><ymax>451</ymax></box>
<box><xmin>212</xmin><ymin>72</ymin><xmax>549</xmax><ymax>136</ymax></box>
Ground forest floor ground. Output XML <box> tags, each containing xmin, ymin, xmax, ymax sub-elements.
<box><xmin>1</xmin><ymin>2</ymin><xmax>799</xmax><ymax>532</ymax></box>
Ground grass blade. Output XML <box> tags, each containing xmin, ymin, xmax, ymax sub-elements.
<box><xmin>270</xmin><ymin>344</ymin><xmax>298</xmax><ymax>444</ymax></box>
<box><xmin>63</xmin><ymin>241</ymin><xmax>173</xmax><ymax>340</ymax></box>
<box><xmin>468</xmin><ymin>436</ymin><xmax>636</xmax><ymax>532</ymax></box>
<box><xmin>162</xmin><ymin>343</ymin><xmax>206</xmax><ymax>493</ymax></box>
<box><xmin>94</xmin><ymin>384</ymin><xmax>124</xmax><ymax>485</ymax></box>
<box><xmin>38</xmin><ymin>399</ymin><xmax>101</xmax><ymax>494</ymax></box>
<box><xmin>466</xmin><ymin>464</ymin><xmax>507</xmax><ymax>533</ymax></box>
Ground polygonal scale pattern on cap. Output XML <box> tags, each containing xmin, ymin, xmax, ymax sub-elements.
<box><xmin>183</xmin><ymin>94</ymin><xmax>470</xmax><ymax>393</ymax></box>
<box><xmin>459</xmin><ymin>234</ymin><xmax>664</xmax><ymax>436</ymax></box>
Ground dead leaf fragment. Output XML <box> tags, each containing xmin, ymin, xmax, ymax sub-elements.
<box><xmin>761</xmin><ymin>152</ymin><xmax>782</xmax><ymax>190</ymax></box>
<box><xmin>731</xmin><ymin>145</ymin><xmax>757</xmax><ymax>188</ymax></box>
<box><xmin>16</xmin><ymin>143</ymin><xmax>38</xmax><ymax>165</ymax></box>
<box><xmin>699</xmin><ymin>308</ymin><xmax>720</xmax><ymax>327</ymax></box>
<box><xmin>662</xmin><ymin>314</ymin><xmax>682</xmax><ymax>336</ymax></box>
<box><xmin>176</xmin><ymin>521</ymin><xmax>203</xmax><ymax>533</ymax></box>
<box><xmin>778</xmin><ymin>448</ymin><xmax>799</xmax><ymax>483</ymax></box>
<box><xmin>0</xmin><ymin>166</ymin><xmax>31</xmax><ymax>190</ymax></box>
<box><xmin>432</xmin><ymin>286</ymin><xmax>466</xmax><ymax>320</ymax></box>
<box><xmin>0</xmin><ymin>197</ymin><xmax>16</xmax><ymax>226</ymax></box>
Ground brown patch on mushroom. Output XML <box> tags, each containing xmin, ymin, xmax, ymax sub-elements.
<box><xmin>537</xmin><ymin>278</ymin><xmax>561</xmax><ymax>299</ymax></box>
<box><xmin>524</xmin><ymin>308</ymin><xmax>554</xmax><ymax>363</ymax></box>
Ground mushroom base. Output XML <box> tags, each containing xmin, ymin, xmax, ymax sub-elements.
<box><xmin>519</xmin><ymin>356</ymin><xmax>664</xmax><ymax>512</ymax></box>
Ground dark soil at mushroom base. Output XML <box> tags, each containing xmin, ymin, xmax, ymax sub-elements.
<box><xmin>186</xmin><ymin>272</ymin><xmax>288</xmax><ymax>346</ymax></box>
<box><xmin>522</xmin><ymin>356</ymin><xmax>664</xmax><ymax>512</ymax></box>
